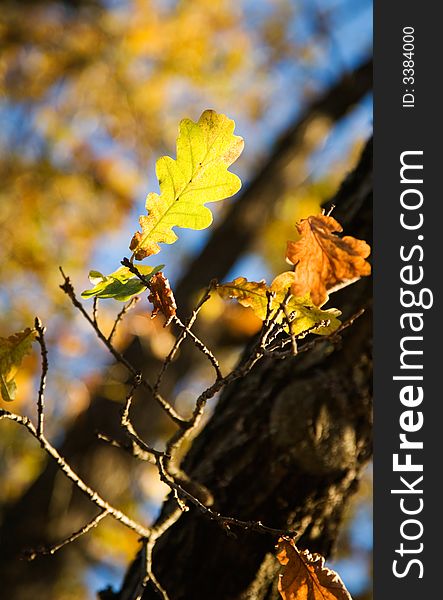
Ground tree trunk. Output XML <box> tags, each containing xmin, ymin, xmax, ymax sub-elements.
<box><xmin>115</xmin><ymin>140</ymin><xmax>373</xmax><ymax>600</ymax></box>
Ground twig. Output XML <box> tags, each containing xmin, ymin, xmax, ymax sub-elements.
<box><xmin>133</xmin><ymin>508</ymin><xmax>183</xmax><ymax>600</ymax></box>
<box><xmin>120</xmin><ymin>376</ymin><xmax>167</xmax><ymax>462</ymax></box>
<box><xmin>0</xmin><ymin>410</ymin><xmax>151</xmax><ymax>539</ymax></box>
<box><xmin>154</xmin><ymin>282</ymin><xmax>216</xmax><ymax>395</ymax></box>
<box><xmin>161</xmin><ymin>325</ymin><xmax>275</xmax><ymax>488</ymax></box>
<box><xmin>247</xmin><ymin>290</ymin><xmax>290</xmax><ymax>358</ymax></box>
<box><xmin>122</xmin><ymin>261</ymin><xmax>221</xmax><ymax>392</ymax></box>
<box><xmin>266</xmin><ymin>308</ymin><xmax>366</xmax><ymax>358</ymax></box>
<box><xmin>92</xmin><ymin>297</ymin><xmax>99</xmax><ymax>326</ymax></box>
<box><xmin>281</xmin><ymin>304</ymin><xmax>298</xmax><ymax>356</ymax></box>
<box><xmin>172</xmin><ymin>315</ymin><xmax>222</xmax><ymax>381</ymax></box>
<box><xmin>24</xmin><ymin>510</ymin><xmax>109</xmax><ymax>560</ymax></box>
<box><xmin>156</xmin><ymin>456</ymin><xmax>296</xmax><ymax>539</ymax></box>
<box><xmin>120</xmin><ymin>257</ymin><xmax>152</xmax><ymax>287</ymax></box>
<box><xmin>325</xmin><ymin>203</ymin><xmax>336</xmax><ymax>216</ymax></box>
<box><xmin>34</xmin><ymin>318</ymin><xmax>48</xmax><ymax>440</ymax></box>
<box><xmin>108</xmin><ymin>297</ymin><xmax>139</xmax><ymax>343</ymax></box>
<box><xmin>59</xmin><ymin>268</ymin><xmax>186</xmax><ymax>427</ymax></box>
<box><xmin>97</xmin><ymin>433</ymin><xmax>157</xmax><ymax>463</ymax></box>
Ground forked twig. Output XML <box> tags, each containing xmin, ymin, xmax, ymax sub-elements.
<box><xmin>59</xmin><ymin>268</ymin><xmax>186</xmax><ymax>427</ymax></box>
<box><xmin>0</xmin><ymin>410</ymin><xmax>151</xmax><ymax>539</ymax></box>
<box><xmin>172</xmin><ymin>315</ymin><xmax>222</xmax><ymax>381</ymax></box>
<box><xmin>153</xmin><ymin>281</ymin><xmax>216</xmax><ymax>397</ymax></box>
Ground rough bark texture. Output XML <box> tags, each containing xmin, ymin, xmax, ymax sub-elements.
<box><xmin>115</xmin><ymin>140</ymin><xmax>373</xmax><ymax>600</ymax></box>
<box><xmin>0</xmin><ymin>61</ymin><xmax>372</xmax><ymax>599</ymax></box>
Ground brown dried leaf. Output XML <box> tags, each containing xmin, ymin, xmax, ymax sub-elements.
<box><xmin>276</xmin><ymin>537</ymin><xmax>353</xmax><ymax>600</ymax></box>
<box><xmin>147</xmin><ymin>272</ymin><xmax>177</xmax><ymax>324</ymax></box>
<box><xmin>285</xmin><ymin>214</ymin><xmax>371</xmax><ymax>306</ymax></box>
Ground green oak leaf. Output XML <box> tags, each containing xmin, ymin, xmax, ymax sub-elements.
<box><xmin>0</xmin><ymin>327</ymin><xmax>37</xmax><ymax>402</ymax></box>
<box><xmin>130</xmin><ymin>109</ymin><xmax>244</xmax><ymax>259</ymax></box>
<box><xmin>81</xmin><ymin>265</ymin><xmax>163</xmax><ymax>302</ymax></box>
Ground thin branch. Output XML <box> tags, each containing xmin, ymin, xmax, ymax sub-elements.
<box><xmin>0</xmin><ymin>410</ymin><xmax>151</xmax><ymax>539</ymax></box>
<box><xmin>154</xmin><ymin>281</ymin><xmax>216</xmax><ymax>395</ymax></box>
<box><xmin>120</xmin><ymin>376</ymin><xmax>167</xmax><ymax>462</ymax></box>
<box><xmin>34</xmin><ymin>317</ymin><xmax>48</xmax><ymax>440</ymax></box>
<box><xmin>265</xmin><ymin>308</ymin><xmax>366</xmax><ymax>358</ymax></box>
<box><xmin>24</xmin><ymin>510</ymin><xmax>109</xmax><ymax>561</ymax></box>
<box><xmin>97</xmin><ymin>433</ymin><xmax>157</xmax><ymax>464</ymax></box>
<box><xmin>143</xmin><ymin>539</ymin><xmax>171</xmax><ymax>600</ymax></box>
<box><xmin>119</xmin><ymin>262</ymin><xmax>222</xmax><ymax>421</ymax></box>
<box><xmin>156</xmin><ymin>456</ymin><xmax>296</xmax><ymax>539</ymax></box>
<box><xmin>281</xmin><ymin>304</ymin><xmax>298</xmax><ymax>356</ymax></box>
<box><xmin>161</xmin><ymin>321</ymin><xmax>277</xmax><ymax>486</ymax></box>
<box><xmin>92</xmin><ymin>297</ymin><xmax>99</xmax><ymax>326</ymax></box>
<box><xmin>108</xmin><ymin>297</ymin><xmax>139</xmax><ymax>343</ymax></box>
<box><xmin>172</xmin><ymin>315</ymin><xmax>222</xmax><ymax>381</ymax></box>
<box><xmin>120</xmin><ymin>257</ymin><xmax>152</xmax><ymax>287</ymax></box>
<box><xmin>133</xmin><ymin>508</ymin><xmax>183</xmax><ymax>600</ymax></box>
<box><xmin>59</xmin><ymin>268</ymin><xmax>186</xmax><ymax>427</ymax></box>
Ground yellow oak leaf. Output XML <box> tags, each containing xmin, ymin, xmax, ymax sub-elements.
<box><xmin>130</xmin><ymin>110</ymin><xmax>244</xmax><ymax>259</ymax></box>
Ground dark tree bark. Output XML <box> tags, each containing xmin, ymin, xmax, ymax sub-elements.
<box><xmin>0</xmin><ymin>62</ymin><xmax>372</xmax><ymax>599</ymax></box>
<box><xmin>115</xmin><ymin>140</ymin><xmax>373</xmax><ymax>600</ymax></box>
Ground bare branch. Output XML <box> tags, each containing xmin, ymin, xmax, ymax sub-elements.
<box><xmin>133</xmin><ymin>508</ymin><xmax>183</xmax><ymax>600</ymax></box>
<box><xmin>0</xmin><ymin>410</ymin><xmax>151</xmax><ymax>539</ymax></box>
<box><xmin>120</xmin><ymin>376</ymin><xmax>167</xmax><ymax>462</ymax></box>
<box><xmin>120</xmin><ymin>257</ymin><xmax>153</xmax><ymax>287</ymax></box>
<box><xmin>97</xmin><ymin>433</ymin><xmax>157</xmax><ymax>463</ymax></box>
<box><xmin>281</xmin><ymin>304</ymin><xmax>298</xmax><ymax>356</ymax></box>
<box><xmin>92</xmin><ymin>297</ymin><xmax>99</xmax><ymax>326</ymax></box>
<box><xmin>172</xmin><ymin>315</ymin><xmax>222</xmax><ymax>381</ymax></box>
<box><xmin>108</xmin><ymin>297</ymin><xmax>139</xmax><ymax>343</ymax></box>
<box><xmin>24</xmin><ymin>510</ymin><xmax>109</xmax><ymax>561</ymax></box>
<box><xmin>34</xmin><ymin>317</ymin><xmax>48</xmax><ymax>440</ymax></box>
<box><xmin>266</xmin><ymin>308</ymin><xmax>366</xmax><ymax>358</ymax></box>
<box><xmin>156</xmin><ymin>456</ymin><xmax>296</xmax><ymax>539</ymax></box>
<box><xmin>154</xmin><ymin>281</ymin><xmax>216</xmax><ymax>395</ymax></box>
<box><xmin>59</xmin><ymin>268</ymin><xmax>186</xmax><ymax>427</ymax></box>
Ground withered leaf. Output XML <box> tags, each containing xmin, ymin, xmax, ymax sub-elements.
<box><xmin>276</xmin><ymin>537</ymin><xmax>353</xmax><ymax>600</ymax></box>
<box><xmin>285</xmin><ymin>214</ymin><xmax>371</xmax><ymax>306</ymax></box>
<box><xmin>147</xmin><ymin>272</ymin><xmax>177</xmax><ymax>324</ymax></box>
<box><xmin>0</xmin><ymin>327</ymin><xmax>37</xmax><ymax>402</ymax></box>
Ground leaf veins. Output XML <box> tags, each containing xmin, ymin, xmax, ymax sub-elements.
<box><xmin>284</xmin><ymin>213</ymin><xmax>371</xmax><ymax>306</ymax></box>
<box><xmin>276</xmin><ymin>537</ymin><xmax>353</xmax><ymax>600</ymax></box>
<box><xmin>130</xmin><ymin>109</ymin><xmax>244</xmax><ymax>260</ymax></box>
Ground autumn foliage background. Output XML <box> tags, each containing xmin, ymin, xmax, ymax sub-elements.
<box><xmin>0</xmin><ymin>1</ymin><xmax>372</xmax><ymax>598</ymax></box>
